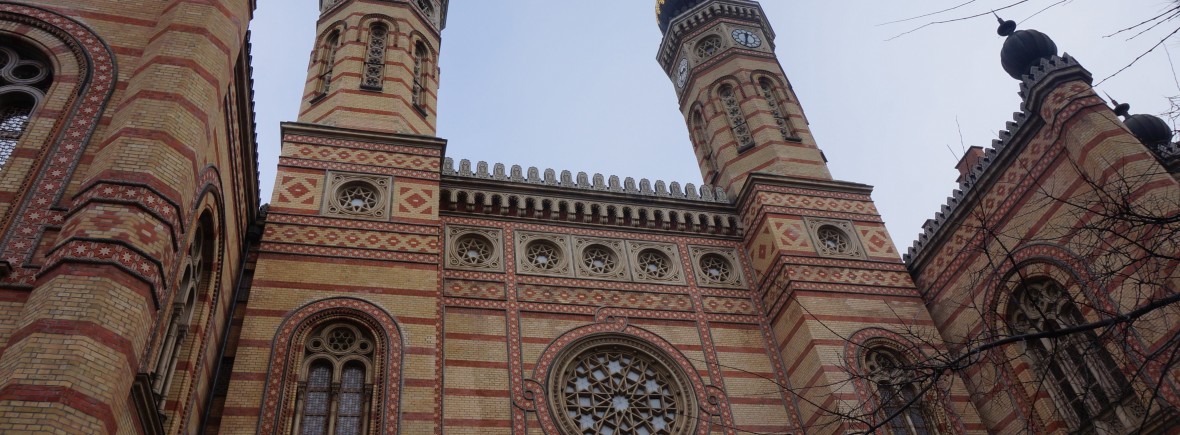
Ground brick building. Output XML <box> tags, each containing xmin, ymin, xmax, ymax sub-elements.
<box><xmin>0</xmin><ymin>0</ymin><xmax>1175</xmax><ymax>434</ymax></box>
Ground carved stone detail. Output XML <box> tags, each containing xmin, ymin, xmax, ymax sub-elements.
<box><xmin>572</xmin><ymin>237</ymin><xmax>630</xmax><ymax>281</ymax></box>
<box><xmin>626</xmin><ymin>241</ymin><xmax>685</xmax><ymax>284</ymax></box>
<box><xmin>322</xmin><ymin>171</ymin><xmax>392</xmax><ymax>221</ymax></box>
<box><xmin>804</xmin><ymin>217</ymin><xmax>866</xmax><ymax>260</ymax></box>
<box><xmin>688</xmin><ymin>246</ymin><xmax>746</xmax><ymax>288</ymax></box>
<box><xmin>445</xmin><ymin>225</ymin><xmax>504</xmax><ymax>272</ymax></box>
<box><xmin>514</xmin><ymin>231</ymin><xmax>573</xmax><ymax>277</ymax></box>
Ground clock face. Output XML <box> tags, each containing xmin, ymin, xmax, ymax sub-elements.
<box><xmin>676</xmin><ymin>58</ymin><xmax>689</xmax><ymax>89</ymax></box>
<box><xmin>731</xmin><ymin>29</ymin><xmax>762</xmax><ymax>48</ymax></box>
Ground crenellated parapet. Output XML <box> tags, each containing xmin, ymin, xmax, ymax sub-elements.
<box><xmin>441</xmin><ymin>158</ymin><xmax>741</xmax><ymax>236</ymax></box>
<box><xmin>905</xmin><ymin>54</ymin><xmax>1091</xmax><ymax>267</ymax></box>
<box><xmin>442</xmin><ymin>158</ymin><xmax>731</xmax><ymax>203</ymax></box>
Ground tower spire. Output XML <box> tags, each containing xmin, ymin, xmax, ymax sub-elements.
<box><xmin>298</xmin><ymin>0</ymin><xmax>448</xmax><ymax>136</ymax></box>
<box><xmin>657</xmin><ymin>0</ymin><xmax>832</xmax><ymax>197</ymax></box>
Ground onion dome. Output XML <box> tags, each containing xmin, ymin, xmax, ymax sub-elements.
<box><xmin>656</xmin><ymin>0</ymin><xmax>708</xmax><ymax>32</ymax></box>
<box><xmin>997</xmin><ymin>17</ymin><xmax>1058</xmax><ymax>80</ymax></box>
<box><xmin>1113</xmin><ymin>99</ymin><xmax>1174</xmax><ymax>147</ymax></box>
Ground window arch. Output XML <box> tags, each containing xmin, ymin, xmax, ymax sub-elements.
<box><xmin>293</xmin><ymin>322</ymin><xmax>376</xmax><ymax>435</ymax></box>
<box><xmin>412</xmin><ymin>41</ymin><xmax>428</xmax><ymax>107</ymax></box>
<box><xmin>152</xmin><ymin>213</ymin><xmax>215</xmax><ymax>414</ymax></box>
<box><xmin>361</xmin><ymin>23</ymin><xmax>389</xmax><ymax>90</ymax></box>
<box><xmin>717</xmin><ymin>83</ymin><xmax>754</xmax><ymax>152</ymax></box>
<box><xmin>757</xmin><ymin>77</ymin><xmax>797</xmax><ymax>141</ymax></box>
<box><xmin>1006</xmin><ymin>277</ymin><xmax>1143</xmax><ymax>433</ymax></box>
<box><xmin>317</xmin><ymin>30</ymin><xmax>341</xmax><ymax>95</ymax></box>
<box><xmin>0</xmin><ymin>37</ymin><xmax>53</xmax><ymax>171</ymax></box>
<box><xmin>862</xmin><ymin>346</ymin><xmax>940</xmax><ymax>435</ymax></box>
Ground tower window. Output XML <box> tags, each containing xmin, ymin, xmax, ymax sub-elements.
<box><xmin>718</xmin><ymin>84</ymin><xmax>755</xmax><ymax>151</ymax></box>
<box><xmin>0</xmin><ymin>40</ymin><xmax>53</xmax><ymax>171</ymax></box>
<box><xmin>758</xmin><ymin>78</ymin><xmax>798</xmax><ymax>141</ymax></box>
<box><xmin>362</xmin><ymin>24</ymin><xmax>388</xmax><ymax>90</ymax></box>
<box><xmin>694</xmin><ymin>35</ymin><xmax>723</xmax><ymax>59</ymax></box>
<box><xmin>412</xmin><ymin>42</ymin><xmax>428</xmax><ymax>107</ymax></box>
<box><xmin>318</xmin><ymin>31</ymin><xmax>341</xmax><ymax>96</ymax></box>
<box><xmin>152</xmin><ymin>216</ymin><xmax>214</xmax><ymax>416</ymax></box>
<box><xmin>690</xmin><ymin>110</ymin><xmax>718</xmax><ymax>182</ymax></box>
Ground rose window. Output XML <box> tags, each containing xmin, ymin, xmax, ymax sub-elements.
<box><xmin>694</xmin><ymin>35</ymin><xmax>723</xmax><ymax>59</ymax></box>
<box><xmin>526</xmin><ymin>240</ymin><xmax>562</xmax><ymax>271</ymax></box>
<box><xmin>336</xmin><ymin>182</ymin><xmax>379</xmax><ymax>215</ymax></box>
<box><xmin>637</xmin><ymin>249</ymin><xmax>673</xmax><ymax>280</ymax></box>
<box><xmin>816</xmin><ymin>225</ymin><xmax>851</xmax><ymax>255</ymax></box>
<box><xmin>550</xmin><ymin>339</ymin><xmax>695</xmax><ymax>435</ymax></box>
<box><xmin>455</xmin><ymin>234</ymin><xmax>494</xmax><ymax>267</ymax></box>
<box><xmin>582</xmin><ymin>245</ymin><xmax>618</xmax><ymax>275</ymax></box>
<box><xmin>698</xmin><ymin>254</ymin><xmax>732</xmax><ymax>284</ymax></box>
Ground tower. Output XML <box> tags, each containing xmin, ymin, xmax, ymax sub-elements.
<box><xmin>301</xmin><ymin>0</ymin><xmax>447</xmax><ymax>135</ymax></box>
<box><xmin>657</xmin><ymin>0</ymin><xmax>831</xmax><ymax>197</ymax></box>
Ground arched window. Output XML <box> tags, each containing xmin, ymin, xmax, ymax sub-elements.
<box><xmin>0</xmin><ymin>38</ymin><xmax>53</xmax><ymax>170</ymax></box>
<box><xmin>318</xmin><ymin>30</ymin><xmax>341</xmax><ymax>95</ymax></box>
<box><xmin>292</xmin><ymin>322</ymin><xmax>376</xmax><ymax>435</ymax></box>
<box><xmin>412</xmin><ymin>42</ymin><xmax>427</xmax><ymax>107</ymax></box>
<box><xmin>1007</xmin><ymin>278</ymin><xmax>1143</xmax><ymax>433</ymax></box>
<box><xmin>152</xmin><ymin>216</ymin><xmax>214</xmax><ymax>413</ymax></box>
<box><xmin>718</xmin><ymin>84</ymin><xmax>754</xmax><ymax>152</ymax></box>
<box><xmin>758</xmin><ymin>77</ymin><xmax>797</xmax><ymax>141</ymax></box>
<box><xmin>691</xmin><ymin>110</ymin><xmax>718</xmax><ymax>181</ymax></box>
<box><xmin>863</xmin><ymin>347</ymin><xmax>939</xmax><ymax>435</ymax></box>
<box><xmin>416</xmin><ymin>0</ymin><xmax>435</xmax><ymax>22</ymax></box>
<box><xmin>362</xmin><ymin>24</ymin><xmax>388</xmax><ymax>90</ymax></box>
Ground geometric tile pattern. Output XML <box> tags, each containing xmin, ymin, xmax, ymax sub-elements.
<box><xmin>443</xmin><ymin>279</ymin><xmax>506</xmax><ymax>300</ymax></box>
<box><xmin>517</xmin><ymin>284</ymin><xmax>694</xmax><ymax>312</ymax></box>
<box><xmin>701</xmin><ymin>296</ymin><xmax>756</xmax><ymax>315</ymax></box>
<box><xmin>394</xmin><ymin>181</ymin><xmax>437</xmax><ymax>220</ymax></box>
<box><xmin>264</xmin><ymin>223</ymin><xmax>439</xmax><ymax>254</ymax></box>
<box><xmin>276</xmin><ymin>172</ymin><xmax>323</xmax><ymax>211</ymax></box>
<box><xmin>288</xmin><ymin>143</ymin><xmax>438</xmax><ymax>171</ymax></box>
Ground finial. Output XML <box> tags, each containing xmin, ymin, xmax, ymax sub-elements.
<box><xmin>1107</xmin><ymin>94</ymin><xmax>1132</xmax><ymax>118</ymax></box>
<box><xmin>995</xmin><ymin>13</ymin><xmax>1017</xmax><ymax>37</ymax></box>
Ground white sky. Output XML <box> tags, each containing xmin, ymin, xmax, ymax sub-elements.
<box><xmin>249</xmin><ymin>0</ymin><xmax>1180</xmax><ymax>250</ymax></box>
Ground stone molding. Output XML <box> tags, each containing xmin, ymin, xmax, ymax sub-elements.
<box><xmin>321</xmin><ymin>170</ymin><xmax>393</xmax><ymax>221</ymax></box>
<box><xmin>514</xmin><ymin>231</ymin><xmax>573</xmax><ymax>278</ymax></box>
<box><xmin>571</xmin><ymin>236</ymin><xmax>630</xmax><ymax>281</ymax></box>
<box><xmin>627</xmin><ymin>241</ymin><xmax>686</xmax><ymax>285</ymax></box>
<box><xmin>804</xmin><ymin>216</ymin><xmax>866</xmax><ymax>260</ymax></box>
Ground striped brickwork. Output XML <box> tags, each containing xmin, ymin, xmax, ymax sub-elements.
<box><xmin>298</xmin><ymin>0</ymin><xmax>441</xmax><ymax>136</ymax></box>
<box><xmin>437</xmin><ymin>217</ymin><xmax>798</xmax><ymax>434</ymax></box>
<box><xmin>0</xmin><ymin>1</ymin><xmax>259</xmax><ymax>433</ymax></box>
<box><xmin>736</xmin><ymin>177</ymin><xmax>985</xmax><ymax>433</ymax></box>
<box><xmin>909</xmin><ymin>74</ymin><xmax>1180</xmax><ymax>432</ymax></box>
<box><xmin>216</xmin><ymin>123</ymin><xmax>443</xmax><ymax>434</ymax></box>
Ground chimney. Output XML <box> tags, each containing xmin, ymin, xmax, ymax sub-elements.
<box><xmin>956</xmin><ymin>146</ymin><xmax>985</xmax><ymax>183</ymax></box>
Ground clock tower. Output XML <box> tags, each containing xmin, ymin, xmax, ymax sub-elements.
<box><xmin>657</xmin><ymin>0</ymin><xmax>832</xmax><ymax>197</ymax></box>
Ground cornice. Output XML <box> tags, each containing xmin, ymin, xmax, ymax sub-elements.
<box><xmin>279</xmin><ymin>122</ymin><xmax>447</xmax><ymax>154</ymax></box>
<box><xmin>734</xmin><ymin>172</ymin><xmax>875</xmax><ymax>211</ymax></box>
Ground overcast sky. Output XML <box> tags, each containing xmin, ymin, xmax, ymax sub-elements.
<box><xmin>249</xmin><ymin>0</ymin><xmax>1180</xmax><ymax>250</ymax></box>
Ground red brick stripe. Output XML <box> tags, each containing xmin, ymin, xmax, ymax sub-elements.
<box><xmin>5</xmin><ymin>318</ymin><xmax>139</xmax><ymax>373</ymax></box>
<box><xmin>0</xmin><ymin>384</ymin><xmax>117</xmax><ymax>433</ymax></box>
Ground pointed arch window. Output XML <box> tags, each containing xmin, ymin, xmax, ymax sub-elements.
<box><xmin>718</xmin><ymin>84</ymin><xmax>754</xmax><ymax>152</ymax></box>
<box><xmin>362</xmin><ymin>24</ymin><xmax>388</xmax><ymax>90</ymax></box>
<box><xmin>412</xmin><ymin>42</ymin><xmax>428</xmax><ymax>108</ymax></box>
<box><xmin>691</xmin><ymin>110</ymin><xmax>718</xmax><ymax>182</ymax></box>
<box><xmin>758</xmin><ymin>77</ymin><xmax>798</xmax><ymax>141</ymax></box>
<box><xmin>863</xmin><ymin>347</ymin><xmax>940</xmax><ymax>435</ymax></box>
<box><xmin>152</xmin><ymin>216</ymin><xmax>214</xmax><ymax>414</ymax></box>
<box><xmin>1007</xmin><ymin>277</ymin><xmax>1144</xmax><ymax>433</ymax></box>
<box><xmin>0</xmin><ymin>39</ymin><xmax>53</xmax><ymax>171</ymax></box>
<box><xmin>292</xmin><ymin>323</ymin><xmax>376</xmax><ymax>435</ymax></box>
<box><xmin>318</xmin><ymin>30</ymin><xmax>341</xmax><ymax>96</ymax></box>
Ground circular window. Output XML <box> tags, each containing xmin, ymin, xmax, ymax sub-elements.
<box><xmin>694</xmin><ymin>35</ymin><xmax>723</xmax><ymax>59</ymax></box>
<box><xmin>636</xmin><ymin>249</ymin><xmax>673</xmax><ymax>280</ymax></box>
<box><xmin>698</xmin><ymin>254</ymin><xmax>733</xmax><ymax>284</ymax></box>
<box><xmin>581</xmin><ymin>244</ymin><xmax>619</xmax><ymax>276</ymax></box>
<box><xmin>335</xmin><ymin>181</ymin><xmax>380</xmax><ymax>215</ymax></box>
<box><xmin>816</xmin><ymin>225</ymin><xmax>852</xmax><ymax>255</ymax></box>
<box><xmin>525</xmin><ymin>240</ymin><xmax>562</xmax><ymax>271</ymax></box>
<box><xmin>548</xmin><ymin>336</ymin><xmax>697</xmax><ymax>435</ymax></box>
<box><xmin>455</xmin><ymin>234</ymin><xmax>494</xmax><ymax>266</ymax></box>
